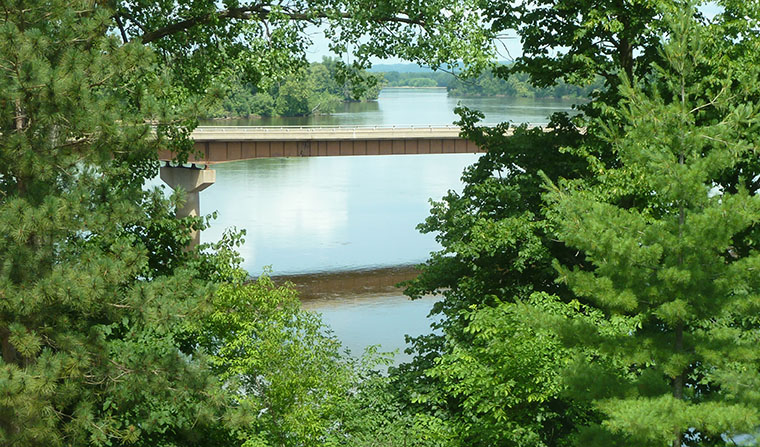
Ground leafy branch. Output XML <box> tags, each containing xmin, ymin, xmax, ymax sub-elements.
<box><xmin>130</xmin><ymin>5</ymin><xmax>424</xmax><ymax>44</ymax></box>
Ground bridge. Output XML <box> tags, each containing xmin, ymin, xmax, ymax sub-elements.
<box><xmin>158</xmin><ymin>125</ymin><xmax>481</xmax><ymax>164</ymax></box>
<box><xmin>159</xmin><ymin>125</ymin><xmax>483</xmax><ymax>246</ymax></box>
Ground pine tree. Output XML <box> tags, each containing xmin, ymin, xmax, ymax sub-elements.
<box><xmin>546</xmin><ymin>7</ymin><xmax>760</xmax><ymax>445</ymax></box>
<box><xmin>0</xmin><ymin>3</ymin><xmax>232</xmax><ymax>445</ymax></box>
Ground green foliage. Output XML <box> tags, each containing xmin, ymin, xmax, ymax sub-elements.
<box><xmin>381</xmin><ymin>71</ymin><xmax>454</xmax><ymax>88</ymax></box>
<box><xmin>399</xmin><ymin>1</ymin><xmax>760</xmax><ymax>446</ymax></box>
<box><xmin>191</xmin><ymin>271</ymin><xmax>453</xmax><ymax>447</ymax></box>
<box><xmin>13</xmin><ymin>0</ymin><xmax>760</xmax><ymax>445</ymax></box>
<box><xmin>320</xmin><ymin>57</ymin><xmax>385</xmax><ymax>102</ymax></box>
<box><xmin>483</xmin><ymin>0</ymin><xmax>665</xmax><ymax>91</ymax></box>
<box><xmin>329</xmin><ymin>371</ymin><xmax>457</xmax><ymax>447</ymax></box>
<box><xmin>190</xmin><ymin>273</ymin><xmax>357</xmax><ymax>446</ymax></box>
<box><xmin>211</xmin><ymin>59</ymin><xmax>383</xmax><ymax>118</ymax></box>
<box><xmin>404</xmin><ymin>110</ymin><xmax>588</xmax><ymax>325</ymax></box>
<box><xmin>391</xmin><ymin>77</ymin><xmax>440</xmax><ymax>88</ymax></box>
<box><xmin>0</xmin><ymin>3</ymin><xmax>230</xmax><ymax>445</ymax></box>
<box><xmin>116</xmin><ymin>0</ymin><xmax>496</xmax><ymax>100</ymax></box>
<box><xmin>0</xmin><ymin>0</ymin><xmax>499</xmax><ymax>445</ymax></box>
<box><xmin>419</xmin><ymin>293</ymin><xmax>597</xmax><ymax>446</ymax></box>
<box><xmin>396</xmin><ymin>112</ymin><xmax>592</xmax><ymax>446</ymax></box>
<box><xmin>406</xmin><ymin>78</ymin><xmax>437</xmax><ymax>87</ymax></box>
<box><xmin>379</xmin><ymin>67</ymin><xmax>602</xmax><ymax>99</ymax></box>
<box><xmin>448</xmin><ymin>70</ymin><xmax>604</xmax><ymax>99</ymax></box>
<box><xmin>544</xmin><ymin>8</ymin><xmax>760</xmax><ymax>445</ymax></box>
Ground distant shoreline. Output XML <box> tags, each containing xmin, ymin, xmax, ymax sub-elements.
<box><xmin>271</xmin><ymin>265</ymin><xmax>421</xmax><ymax>301</ymax></box>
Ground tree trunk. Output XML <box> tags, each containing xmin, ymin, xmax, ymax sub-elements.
<box><xmin>672</xmin><ymin>323</ymin><xmax>684</xmax><ymax>447</ymax></box>
<box><xmin>0</xmin><ymin>327</ymin><xmax>18</xmax><ymax>365</ymax></box>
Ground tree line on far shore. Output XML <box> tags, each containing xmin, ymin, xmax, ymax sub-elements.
<box><xmin>210</xmin><ymin>57</ymin><xmax>383</xmax><ymax>119</ymax></box>
<box><xmin>383</xmin><ymin>68</ymin><xmax>604</xmax><ymax>100</ymax></box>
<box><xmin>214</xmin><ymin>62</ymin><xmax>605</xmax><ymax>119</ymax></box>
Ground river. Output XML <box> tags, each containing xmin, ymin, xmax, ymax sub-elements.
<box><xmin>201</xmin><ymin>87</ymin><xmax>579</xmax><ymax>127</ymax></box>
<box><xmin>196</xmin><ymin>88</ymin><xmax>577</xmax><ymax>360</ymax></box>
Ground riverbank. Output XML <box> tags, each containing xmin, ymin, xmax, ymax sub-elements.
<box><xmin>273</xmin><ymin>264</ymin><xmax>420</xmax><ymax>301</ymax></box>
<box><xmin>273</xmin><ymin>265</ymin><xmax>439</xmax><ymax>360</ymax></box>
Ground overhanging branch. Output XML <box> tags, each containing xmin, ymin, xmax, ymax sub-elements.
<box><xmin>135</xmin><ymin>5</ymin><xmax>424</xmax><ymax>44</ymax></box>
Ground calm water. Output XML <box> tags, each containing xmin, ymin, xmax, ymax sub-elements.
<box><xmin>202</xmin><ymin>154</ymin><xmax>479</xmax><ymax>275</ymax></box>
<box><xmin>301</xmin><ymin>293</ymin><xmax>439</xmax><ymax>362</ymax></box>
<box><xmin>193</xmin><ymin>88</ymin><xmax>576</xmax><ymax>357</ymax></box>
<box><xmin>202</xmin><ymin>87</ymin><xmax>579</xmax><ymax>127</ymax></box>
<box><xmin>276</xmin><ymin>266</ymin><xmax>437</xmax><ymax>362</ymax></box>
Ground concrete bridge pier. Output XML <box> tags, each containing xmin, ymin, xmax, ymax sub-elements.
<box><xmin>160</xmin><ymin>165</ymin><xmax>216</xmax><ymax>247</ymax></box>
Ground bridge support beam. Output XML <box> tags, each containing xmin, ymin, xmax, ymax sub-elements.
<box><xmin>160</xmin><ymin>165</ymin><xmax>216</xmax><ymax>247</ymax></box>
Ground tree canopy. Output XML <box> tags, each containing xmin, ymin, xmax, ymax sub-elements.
<box><xmin>210</xmin><ymin>58</ymin><xmax>383</xmax><ymax>119</ymax></box>
<box><xmin>397</xmin><ymin>1</ymin><xmax>760</xmax><ymax>446</ymax></box>
<box><xmin>4</xmin><ymin>0</ymin><xmax>760</xmax><ymax>445</ymax></box>
<box><xmin>111</xmin><ymin>0</ymin><xmax>496</xmax><ymax>94</ymax></box>
<box><xmin>545</xmin><ymin>10</ymin><xmax>760</xmax><ymax>445</ymax></box>
<box><xmin>0</xmin><ymin>3</ymin><xmax>225</xmax><ymax>443</ymax></box>
<box><xmin>0</xmin><ymin>0</ymin><xmax>495</xmax><ymax>445</ymax></box>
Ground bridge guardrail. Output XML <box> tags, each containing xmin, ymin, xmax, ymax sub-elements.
<box><xmin>189</xmin><ymin>125</ymin><xmax>474</xmax><ymax>142</ymax></box>
<box><xmin>191</xmin><ymin>124</ymin><xmax>549</xmax><ymax>133</ymax></box>
<box><xmin>193</xmin><ymin>125</ymin><xmax>464</xmax><ymax>132</ymax></box>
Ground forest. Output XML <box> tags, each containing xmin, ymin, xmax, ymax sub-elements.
<box><xmin>382</xmin><ymin>69</ymin><xmax>605</xmax><ymax>100</ymax></box>
<box><xmin>2</xmin><ymin>1</ymin><xmax>760</xmax><ymax>447</ymax></box>
<box><xmin>215</xmin><ymin>66</ymin><xmax>603</xmax><ymax>120</ymax></box>
<box><xmin>210</xmin><ymin>58</ymin><xmax>383</xmax><ymax>118</ymax></box>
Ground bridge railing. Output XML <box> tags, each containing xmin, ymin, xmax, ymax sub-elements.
<box><xmin>193</xmin><ymin>124</ymin><xmax>464</xmax><ymax>132</ymax></box>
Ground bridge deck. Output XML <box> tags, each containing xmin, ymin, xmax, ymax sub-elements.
<box><xmin>159</xmin><ymin>126</ymin><xmax>483</xmax><ymax>164</ymax></box>
<box><xmin>191</xmin><ymin>125</ymin><xmax>465</xmax><ymax>141</ymax></box>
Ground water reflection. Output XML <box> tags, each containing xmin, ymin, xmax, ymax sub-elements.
<box><xmin>306</xmin><ymin>293</ymin><xmax>438</xmax><ymax>363</ymax></box>
<box><xmin>279</xmin><ymin>266</ymin><xmax>439</xmax><ymax>362</ymax></box>
<box><xmin>202</xmin><ymin>154</ymin><xmax>481</xmax><ymax>275</ymax></box>
<box><xmin>201</xmin><ymin>87</ymin><xmax>578</xmax><ymax>127</ymax></box>
<box><xmin>276</xmin><ymin>265</ymin><xmax>421</xmax><ymax>300</ymax></box>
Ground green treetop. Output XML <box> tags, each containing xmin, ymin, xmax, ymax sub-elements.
<box><xmin>482</xmin><ymin>0</ymin><xmax>665</xmax><ymax>96</ymax></box>
<box><xmin>544</xmin><ymin>8</ymin><xmax>760</xmax><ymax>446</ymax></box>
<box><xmin>0</xmin><ymin>0</ymin><xmax>497</xmax><ymax>445</ymax></box>
<box><xmin>397</xmin><ymin>1</ymin><xmax>760</xmax><ymax>445</ymax></box>
<box><xmin>111</xmin><ymin>0</ymin><xmax>496</xmax><ymax>96</ymax></box>
<box><xmin>0</xmin><ymin>2</ymin><xmax>228</xmax><ymax>445</ymax></box>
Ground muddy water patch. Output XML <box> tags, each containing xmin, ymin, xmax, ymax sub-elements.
<box><xmin>273</xmin><ymin>265</ymin><xmax>421</xmax><ymax>301</ymax></box>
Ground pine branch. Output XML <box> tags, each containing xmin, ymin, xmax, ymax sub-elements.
<box><xmin>55</xmin><ymin>136</ymin><xmax>94</xmax><ymax>150</ymax></box>
<box><xmin>689</xmin><ymin>87</ymin><xmax>733</xmax><ymax>114</ymax></box>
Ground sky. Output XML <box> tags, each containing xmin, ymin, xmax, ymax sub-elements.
<box><xmin>304</xmin><ymin>2</ymin><xmax>724</xmax><ymax>67</ymax></box>
<box><xmin>303</xmin><ymin>23</ymin><xmax>521</xmax><ymax>66</ymax></box>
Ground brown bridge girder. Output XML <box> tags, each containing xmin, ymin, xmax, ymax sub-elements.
<box><xmin>158</xmin><ymin>126</ymin><xmax>487</xmax><ymax>164</ymax></box>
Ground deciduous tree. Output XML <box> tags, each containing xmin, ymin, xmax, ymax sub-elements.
<box><xmin>191</xmin><ymin>272</ymin><xmax>357</xmax><ymax>447</ymax></box>
<box><xmin>399</xmin><ymin>1</ymin><xmax>760</xmax><ymax>445</ymax></box>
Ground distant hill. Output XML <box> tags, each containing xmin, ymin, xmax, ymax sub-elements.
<box><xmin>368</xmin><ymin>60</ymin><xmax>514</xmax><ymax>73</ymax></box>
<box><xmin>367</xmin><ymin>63</ymin><xmax>436</xmax><ymax>73</ymax></box>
